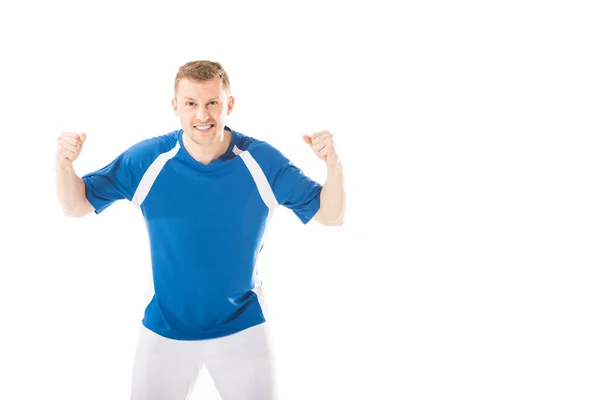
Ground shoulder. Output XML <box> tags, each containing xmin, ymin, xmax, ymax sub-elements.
<box><xmin>234</xmin><ymin>131</ymin><xmax>288</xmax><ymax>166</ymax></box>
<box><xmin>121</xmin><ymin>130</ymin><xmax>180</xmax><ymax>166</ymax></box>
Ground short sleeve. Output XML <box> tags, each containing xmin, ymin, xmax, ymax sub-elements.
<box><xmin>81</xmin><ymin>137</ymin><xmax>163</xmax><ymax>214</ymax></box>
<box><xmin>247</xmin><ymin>141</ymin><xmax>323</xmax><ymax>224</ymax></box>
<box><xmin>82</xmin><ymin>154</ymin><xmax>135</xmax><ymax>214</ymax></box>
<box><xmin>274</xmin><ymin>160</ymin><xmax>323</xmax><ymax>224</ymax></box>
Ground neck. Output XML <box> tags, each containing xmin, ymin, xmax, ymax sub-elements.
<box><xmin>182</xmin><ymin>129</ymin><xmax>232</xmax><ymax>165</ymax></box>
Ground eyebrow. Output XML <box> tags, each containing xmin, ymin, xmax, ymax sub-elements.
<box><xmin>183</xmin><ymin>96</ymin><xmax>220</xmax><ymax>101</ymax></box>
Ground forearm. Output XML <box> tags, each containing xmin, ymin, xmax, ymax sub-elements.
<box><xmin>56</xmin><ymin>164</ymin><xmax>90</xmax><ymax>217</ymax></box>
<box><xmin>319</xmin><ymin>163</ymin><xmax>345</xmax><ymax>225</ymax></box>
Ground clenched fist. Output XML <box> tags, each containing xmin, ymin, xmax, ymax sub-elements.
<box><xmin>56</xmin><ymin>132</ymin><xmax>87</xmax><ymax>168</ymax></box>
<box><xmin>302</xmin><ymin>130</ymin><xmax>340</xmax><ymax>167</ymax></box>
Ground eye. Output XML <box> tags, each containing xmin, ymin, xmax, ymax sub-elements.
<box><xmin>185</xmin><ymin>101</ymin><xmax>196</xmax><ymax>106</ymax></box>
<box><xmin>208</xmin><ymin>101</ymin><xmax>218</xmax><ymax>106</ymax></box>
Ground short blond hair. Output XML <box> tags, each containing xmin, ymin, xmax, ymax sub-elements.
<box><xmin>174</xmin><ymin>60</ymin><xmax>231</xmax><ymax>95</ymax></box>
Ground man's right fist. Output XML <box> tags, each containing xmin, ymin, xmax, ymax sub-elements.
<box><xmin>57</xmin><ymin>132</ymin><xmax>87</xmax><ymax>167</ymax></box>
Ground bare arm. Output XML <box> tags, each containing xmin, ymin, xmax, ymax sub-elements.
<box><xmin>302</xmin><ymin>131</ymin><xmax>346</xmax><ymax>226</ymax></box>
<box><xmin>56</xmin><ymin>132</ymin><xmax>95</xmax><ymax>217</ymax></box>
<box><xmin>313</xmin><ymin>163</ymin><xmax>345</xmax><ymax>225</ymax></box>
<box><xmin>56</xmin><ymin>164</ymin><xmax>94</xmax><ymax>217</ymax></box>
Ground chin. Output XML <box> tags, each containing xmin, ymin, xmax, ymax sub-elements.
<box><xmin>187</xmin><ymin>130</ymin><xmax>216</xmax><ymax>145</ymax></box>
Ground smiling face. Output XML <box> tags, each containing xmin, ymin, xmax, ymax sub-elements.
<box><xmin>171</xmin><ymin>77</ymin><xmax>234</xmax><ymax>148</ymax></box>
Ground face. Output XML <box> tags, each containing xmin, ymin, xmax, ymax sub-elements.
<box><xmin>172</xmin><ymin>77</ymin><xmax>234</xmax><ymax>147</ymax></box>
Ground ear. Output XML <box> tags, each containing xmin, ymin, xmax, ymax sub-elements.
<box><xmin>171</xmin><ymin>98</ymin><xmax>178</xmax><ymax>116</ymax></box>
<box><xmin>226</xmin><ymin>96</ymin><xmax>235</xmax><ymax>115</ymax></box>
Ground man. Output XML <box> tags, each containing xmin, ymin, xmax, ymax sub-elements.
<box><xmin>55</xmin><ymin>60</ymin><xmax>345</xmax><ymax>399</ymax></box>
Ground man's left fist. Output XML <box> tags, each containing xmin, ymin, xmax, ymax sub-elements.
<box><xmin>302</xmin><ymin>130</ymin><xmax>340</xmax><ymax>166</ymax></box>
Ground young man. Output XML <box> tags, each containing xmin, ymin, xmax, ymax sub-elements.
<box><xmin>55</xmin><ymin>60</ymin><xmax>345</xmax><ymax>400</ymax></box>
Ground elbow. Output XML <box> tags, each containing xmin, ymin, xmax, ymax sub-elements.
<box><xmin>328</xmin><ymin>217</ymin><xmax>344</xmax><ymax>226</ymax></box>
<box><xmin>330</xmin><ymin>207</ymin><xmax>345</xmax><ymax>226</ymax></box>
<box><xmin>61</xmin><ymin>203</ymin><xmax>91</xmax><ymax>218</ymax></box>
<box><xmin>313</xmin><ymin>207</ymin><xmax>345</xmax><ymax>226</ymax></box>
<box><xmin>324</xmin><ymin>213</ymin><xmax>345</xmax><ymax>226</ymax></box>
<box><xmin>62</xmin><ymin>208</ymin><xmax>84</xmax><ymax>218</ymax></box>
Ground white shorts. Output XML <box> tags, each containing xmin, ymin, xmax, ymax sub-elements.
<box><xmin>130</xmin><ymin>322</ymin><xmax>277</xmax><ymax>400</ymax></box>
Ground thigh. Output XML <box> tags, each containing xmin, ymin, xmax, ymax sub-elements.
<box><xmin>204</xmin><ymin>323</ymin><xmax>277</xmax><ymax>400</ymax></box>
<box><xmin>130</xmin><ymin>325</ymin><xmax>203</xmax><ymax>400</ymax></box>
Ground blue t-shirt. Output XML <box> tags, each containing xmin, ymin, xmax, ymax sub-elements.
<box><xmin>82</xmin><ymin>127</ymin><xmax>322</xmax><ymax>340</ymax></box>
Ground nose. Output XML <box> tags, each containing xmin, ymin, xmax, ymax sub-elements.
<box><xmin>195</xmin><ymin>107</ymin><xmax>210</xmax><ymax>122</ymax></box>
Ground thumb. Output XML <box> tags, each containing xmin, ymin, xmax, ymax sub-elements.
<box><xmin>79</xmin><ymin>132</ymin><xmax>87</xmax><ymax>143</ymax></box>
<box><xmin>302</xmin><ymin>135</ymin><xmax>312</xmax><ymax>146</ymax></box>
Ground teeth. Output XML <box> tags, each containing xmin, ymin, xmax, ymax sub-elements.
<box><xmin>195</xmin><ymin>125</ymin><xmax>212</xmax><ymax>131</ymax></box>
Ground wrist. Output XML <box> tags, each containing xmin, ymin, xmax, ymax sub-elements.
<box><xmin>56</xmin><ymin>159</ymin><xmax>74</xmax><ymax>173</ymax></box>
<box><xmin>326</xmin><ymin>159</ymin><xmax>342</xmax><ymax>168</ymax></box>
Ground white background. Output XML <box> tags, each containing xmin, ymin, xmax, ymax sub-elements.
<box><xmin>0</xmin><ymin>1</ymin><xmax>599</xmax><ymax>399</ymax></box>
